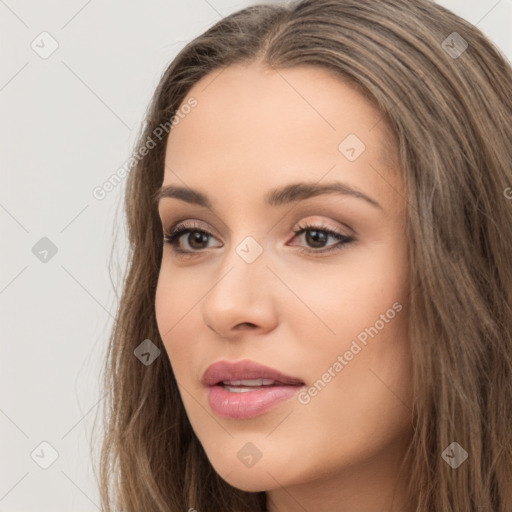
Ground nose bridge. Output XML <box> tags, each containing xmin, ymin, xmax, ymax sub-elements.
<box><xmin>200</xmin><ymin>230</ymin><xmax>276</xmax><ymax>334</ymax></box>
<box><xmin>218</xmin><ymin>211</ymin><xmax>270</xmax><ymax>274</ymax></box>
<box><xmin>212</xmin><ymin>232</ymin><xmax>268</xmax><ymax>301</ymax></box>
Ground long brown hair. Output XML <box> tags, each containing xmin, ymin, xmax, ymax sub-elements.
<box><xmin>94</xmin><ymin>1</ymin><xmax>512</xmax><ymax>510</ymax></box>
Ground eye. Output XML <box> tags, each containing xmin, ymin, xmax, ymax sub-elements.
<box><xmin>163</xmin><ymin>220</ymin><xmax>222</xmax><ymax>257</ymax></box>
<box><xmin>162</xmin><ymin>220</ymin><xmax>356</xmax><ymax>258</ymax></box>
<box><xmin>288</xmin><ymin>221</ymin><xmax>355</xmax><ymax>255</ymax></box>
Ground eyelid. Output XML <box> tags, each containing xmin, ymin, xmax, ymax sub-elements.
<box><xmin>162</xmin><ymin>217</ymin><xmax>356</xmax><ymax>257</ymax></box>
<box><xmin>291</xmin><ymin>220</ymin><xmax>349</xmax><ymax>239</ymax></box>
<box><xmin>163</xmin><ymin>220</ymin><xmax>223</xmax><ymax>255</ymax></box>
<box><xmin>163</xmin><ymin>217</ymin><xmax>349</xmax><ymax>241</ymax></box>
<box><xmin>165</xmin><ymin>219</ymin><xmax>220</xmax><ymax>239</ymax></box>
<box><xmin>162</xmin><ymin>212</ymin><xmax>352</xmax><ymax>236</ymax></box>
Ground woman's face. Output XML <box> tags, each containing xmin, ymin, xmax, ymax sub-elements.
<box><xmin>155</xmin><ymin>63</ymin><xmax>413</xmax><ymax>505</ymax></box>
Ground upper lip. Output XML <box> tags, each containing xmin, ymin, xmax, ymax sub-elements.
<box><xmin>202</xmin><ymin>359</ymin><xmax>305</xmax><ymax>386</ymax></box>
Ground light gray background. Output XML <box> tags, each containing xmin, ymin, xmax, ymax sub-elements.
<box><xmin>1</xmin><ymin>1</ymin><xmax>510</xmax><ymax>510</ymax></box>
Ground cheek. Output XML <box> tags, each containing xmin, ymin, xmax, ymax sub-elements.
<box><xmin>289</xmin><ymin>236</ymin><xmax>409</xmax><ymax>351</ymax></box>
<box><xmin>154</xmin><ymin>266</ymin><xmax>200</xmax><ymax>372</ymax></box>
<box><xmin>289</xmin><ymin>239</ymin><xmax>412</xmax><ymax>427</ymax></box>
<box><xmin>278</xmin><ymin>286</ymin><xmax>411</xmax><ymax>482</ymax></box>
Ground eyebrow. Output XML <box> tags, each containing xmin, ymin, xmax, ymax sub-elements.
<box><xmin>153</xmin><ymin>181</ymin><xmax>383</xmax><ymax>210</ymax></box>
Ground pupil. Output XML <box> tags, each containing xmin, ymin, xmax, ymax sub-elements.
<box><xmin>189</xmin><ymin>231</ymin><xmax>208</xmax><ymax>249</ymax></box>
<box><xmin>306</xmin><ymin>229</ymin><xmax>327</xmax><ymax>248</ymax></box>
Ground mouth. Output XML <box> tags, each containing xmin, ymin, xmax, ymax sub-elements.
<box><xmin>202</xmin><ymin>359</ymin><xmax>305</xmax><ymax>419</ymax></box>
<box><xmin>217</xmin><ymin>377</ymin><xmax>298</xmax><ymax>392</ymax></box>
<box><xmin>202</xmin><ymin>359</ymin><xmax>305</xmax><ymax>387</ymax></box>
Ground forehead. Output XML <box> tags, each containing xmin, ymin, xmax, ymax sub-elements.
<box><xmin>162</xmin><ymin>63</ymin><xmax>401</xmax><ymax>206</ymax></box>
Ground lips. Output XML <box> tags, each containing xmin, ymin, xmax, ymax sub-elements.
<box><xmin>202</xmin><ymin>359</ymin><xmax>305</xmax><ymax>419</ymax></box>
<box><xmin>201</xmin><ymin>359</ymin><xmax>305</xmax><ymax>387</ymax></box>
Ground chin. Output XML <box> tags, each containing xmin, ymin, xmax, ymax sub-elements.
<box><xmin>221</xmin><ymin>470</ymin><xmax>275</xmax><ymax>493</ymax></box>
<box><xmin>206</xmin><ymin>454</ymin><xmax>282</xmax><ymax>492</ymax></box>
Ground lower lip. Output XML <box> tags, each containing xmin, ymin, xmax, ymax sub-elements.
<box><xmin>207</xmin><ymin>384</ymin><xmax>303</xmax><ymax>419</ymax></box>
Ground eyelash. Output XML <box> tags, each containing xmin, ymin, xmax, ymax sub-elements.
<box><xmin>162</xmin><ymin>220</ymin><xmax>355</xmax><ymax>258</ymax></box>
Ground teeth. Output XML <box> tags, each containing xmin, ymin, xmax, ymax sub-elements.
<box><xmin>222</xmin><ymin>378</ymin><xmax>276</xmax><ymax>386</ymax></box>
<box><xmin>223</xmin><ymin>386</ymin><xmax>261</xmax><ymax>393</ymax></box>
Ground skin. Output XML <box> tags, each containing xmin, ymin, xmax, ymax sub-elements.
<box><xmin>155</xmin><ymin>62</ymin><xmax>416</xmax><ymax>512</ymax></box>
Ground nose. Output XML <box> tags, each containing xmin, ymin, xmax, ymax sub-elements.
<box><xmin>200</xmin><ymin>240</ymin><xmax>278</xmax><ymax>340</ymax></box>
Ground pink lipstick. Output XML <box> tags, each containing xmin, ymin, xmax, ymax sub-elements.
<box><xmin>202</xmin><ymin>359</ymin><xmax>305</xmax><ymax>419</ymax></box>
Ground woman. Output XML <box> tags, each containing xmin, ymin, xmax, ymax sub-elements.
<box><xmin>96</xmin><ymin>1</ymin><xmax>512</xmax><ymax>510</ymax></box>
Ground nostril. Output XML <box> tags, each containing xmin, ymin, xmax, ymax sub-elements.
<box><xmin>235</xmin><ymin>322</ymin><xmax>257</xmax><ymax>330</ymax></box>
